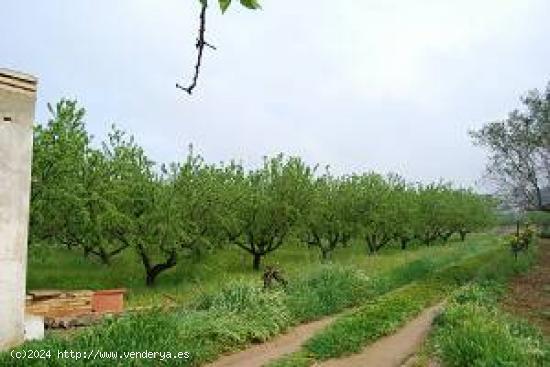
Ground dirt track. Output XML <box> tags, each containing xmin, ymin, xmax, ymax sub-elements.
<box><xmin>319</xmin><ymin>304</ymin><xmax>443</xmax><ymax>367</ymax></box>
<box><xmin>204</xmin><ymin>315</ymin><xmax>337</xmax><ymax>367</ymax></box>
<box><xmin>205</xmin><ymin>303</ymin><xmax>443</xmax><ymax>367</ymax></box>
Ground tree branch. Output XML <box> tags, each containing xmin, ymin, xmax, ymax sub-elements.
<box><xmin>176</xmin><ymin>1</ymin><xmax>213</xmax><ymax>95</ymax></box>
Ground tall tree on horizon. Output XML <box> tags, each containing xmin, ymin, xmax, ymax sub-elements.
<box><xmin>471</xmin><ymin>82</ymin><xmax>550</xmax><ymax>210</ymax></box>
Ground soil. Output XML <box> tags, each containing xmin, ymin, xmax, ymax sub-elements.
<box><xmin>205</xmin><ymin>304</ymin><xmax>443</xmax><ymax>367</ymax></box>
<box><xmin>204</xmin><ymin>315</ymin><xmax>337</xmax><ymax>367</ymax></box>
<box><xmin>319</xmin><ymin>304</ymin><xmax>443</xmax><ymax>367</ymax></box>
<box><xmin>501</xmin><ymin>237</ymin><xmax>550</xmax><ymax>336</ymax></box>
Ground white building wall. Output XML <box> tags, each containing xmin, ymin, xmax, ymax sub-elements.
<box><xmin>0</xmin><ymin>68</ymin><xmax>37</xmax><ymax>351</ymax></box>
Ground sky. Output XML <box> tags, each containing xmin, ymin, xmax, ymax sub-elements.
<box><xmin>2</xmin><ymin>0</ymin><xmax>550</xmax><ymax>190</ymax></box>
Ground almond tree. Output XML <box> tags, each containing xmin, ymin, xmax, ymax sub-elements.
<box><xmin>31</xmin><ymin>101</ymin><xmax>130</xmax><ymax>264</ymax></box>
<box><xmin>389</xmin><ymin>177</ymin><xmax>421</xmax><ymax>250</ymax></box>
<box><xmin>222</xmin><ymin>155</ymin><xmax>314</xmax><ymax>270</ymax></box>
<box><xmin>303</xmin><ymin>174</ymin><xmax>357</xmax><ymax>261</ymax></box>
<box><xmin>107</xmin><ymin>136</ymin><xmax>224</xmax><ymax>285</ymax></box>
<box><xmin>353</xmin><ymin>173</ymin><xmax>400</xmax><ymax>254</ymax></box>
<box><xmin>30</xmin><ymin>100</ymin><xmax>89</xmax><ymax>246</ymax></box>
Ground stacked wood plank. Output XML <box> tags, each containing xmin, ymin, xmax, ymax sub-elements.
<box><xmin>25</xmin><ymin>290</ymin><xmax>93</xmax><ymax>318</ymax></box>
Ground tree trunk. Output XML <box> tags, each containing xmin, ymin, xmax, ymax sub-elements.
<box><xmin>145</xmin><ymin>261</ymin><xmax>177</xmax><ymax>287</ymax></box>
<box><xmin>146</xmin><ymin>271</ymin><xmax>157</xmax><ymax>287</ymax></box>
<box><xmin>137</xmin><ymin>244</ymin><xmax>178</xmax><ymax>287</ymax></box>
<box><xmin>253</xmin><ymin>253</ymin><xmax>262</xmax><ymax>271</ymax></box>
<box><xmin>366</xmin><ymin>243</ymin><xmax>376</xmax><ymax>254</ymax></box>
<box><xmin>442</xmin><ymin>231</ymin><xmax>454</xmax><ymax>243</ymax></box>
<box><xmin>83</xmin><ymin>246</ymin><xmax>92</xmax><ymax>258</ymax></box>
<box><xmin>321</xmin><ymin>248</ymin><xmax>331</xmax><ymax>261</ymax></box>
<box><xmin>99</xmin><ymin>248</ymin><xmax>110</xmax><ymax>265</ymax></box>
<box><xmin>366</xmin><ymin>235</ymin><xmax>377</xmax><ymax>254</ymax></box>
<box><xmin>535</xmin><ymin>182</ymin><xmax>543</xmax><ymax>210</ymax></box>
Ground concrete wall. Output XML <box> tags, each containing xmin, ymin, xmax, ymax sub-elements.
<box><xmin>0</xmin><ymin>69</ymin><xmax>37</xmax><ymax>351</ymax></box>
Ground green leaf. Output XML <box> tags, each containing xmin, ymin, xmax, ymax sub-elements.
<box><xmin>240</xmin><ymin>0</ymin><xmax>261</xmax><ymax>10</ymax></box>
<box><xmin>219</xmin><ymin>0</ymin><xmax>231</xmax><ymax>13</ymax></box>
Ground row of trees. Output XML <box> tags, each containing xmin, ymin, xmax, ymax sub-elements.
<box><xmin>31</xmin><ymin>100</ymin><xmax>495</xmax><ymax>285</ymax></box>
<box><xmin>471</xmin><ymin>82</ymin><xmax>550</xmax><ymax>210</ymax></box>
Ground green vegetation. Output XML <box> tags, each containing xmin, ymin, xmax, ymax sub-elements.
<box><xmin>526</xmin><ymin>211</ymin><xmax>550</xmax><ymax>237</ymax></box>
<box><xmin>268</xmin><ymin>238</ymin><xmax>538</xmax><ymax>366</ymax></box>
<box><xmin>11</xmin><ymin>99</ymin><xmax>519</xmax><ymax>366</ymax></box>
<box><xmin>30</xmin><ymin>99</ymin><xmax>496</xmax><ymax>288</ymax></box>
<box><xmin>471</xmin><ymin>82</ymin><xmax>550</xmax><ymax>211</ymax></box>
<box><xmin>3</xmin><ymin>237</ymin><xmax>498</xmax><ymax>366</ymax></box>
<box><xmin>430</xmin><ymin>283</ymin><xmax>549</xmax><ymax>366</ymax></box>
<box><xmin>505</xmin><ymin>223</ymin><xmax>536</xmax><ymax>260</ymax></box>
<box><xmin>27</xmin><ymin>235</ymin><xmax>494</xmax><ymax>308</ymax></box>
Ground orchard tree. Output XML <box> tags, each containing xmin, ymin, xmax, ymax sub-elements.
<box><xmin>389</xmin><ymin>177</ymin><xmax>421</xmax><ymax>250</ymax></box>
<box><xmin>74</xmin><ymin>147</ymin><xmax>131</xmax><ymax>263</ymax></box>
<box><xmin>447</xmin><ymin>190</ymin><xmax>496</xmax><ymax>241</ymax></box>
<box><xmin>353</xmin><ymin>173</ymin><xmax>400</xmax><ymax>254</ymax></box>
<box><xmin>169</xmin><ymin>147</ymin><xmax>230</xmax><ymax>259</ymax></box>
<box><xmin>106</xmin><ymin>134</ymin><xmax>223</xmax><ymax>285</ymax></box>
<box><xmin>416</xmin><ymin>183</ymin><xmax>451</xmax><ymax>245</ymax></box>
<box><xmin>222</xmin><ymin>155</ymin><xmax>315</xmax><ymax>270</ymax></box>
<box><xmin>31</xmin><ymin>100</ymin><xmax>89</xmax><ymax>245</ymax></box>
<box><xmin>303</xmin><ymin>174</ymin><xmax>357</xmax><ymax>261</ymax></box>
<box><xmin>31</xmin><ymin>101</ymin><xmax>129</xmax><ymax>264</ymax></box>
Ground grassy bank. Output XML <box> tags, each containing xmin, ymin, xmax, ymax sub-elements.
<box><xmin>2</xmin><ymin>236</ymin><xmax>498</xmax><ymax>366</ymax></box>
<box><xmin>427</xmin><ymin>283</ymin><xmax>549</xmax><ymax>366</ymax></box>
<box><xmin>268</xmin><ymin>239</ymin><xmax>535</xmax><ymax>366</ymax></box>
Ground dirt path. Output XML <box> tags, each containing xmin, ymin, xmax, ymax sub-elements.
<box><xmin>204</xmin><ymin>315</ymin><xmax>337</xmax><ymax>367</ymax></box>
<box><xmin>501</xmin><ymin>237</ymin><xmax>550</xmax><ymax>335</ymax></box>
<box><xmin>205</xmin><ymin>304</ymin><xmax>443</xmax><ymax>367</ymax></box>
<box><xmin>319</xmin><ymin>304</ymin><xmax>444</xmax><ymax>367</ymax></box>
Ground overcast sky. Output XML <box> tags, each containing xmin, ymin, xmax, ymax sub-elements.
<box><xmin>2</xmin><ymin>0</ymin><xmax>550</xmax><ymax>189</ymax></box>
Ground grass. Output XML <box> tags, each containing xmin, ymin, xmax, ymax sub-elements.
<box><xmin>268</xmin><ymin>239</ymin><xmax>536</xmax><ymax>366</ymax></box>
<box><xmin>429</xmin><ymin>283</ymin><xmax>549</xmax><ymax>366</ymax></box>
<box><xmin>1</xmin><ymin>236</ymin><xmax>499</xmax><ymax>366</ymax></box>
<box><xmin>27</xmin><ymin>234</ymin><xmax>496</xmax><ymax>307</ymax></box>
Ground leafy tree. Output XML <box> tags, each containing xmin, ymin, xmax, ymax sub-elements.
<box><xmin>102</xmin><ymin>128</ymin><xmax>183</xmax><ymax>286</ymax></box>
<box><xmin>471</xmin><ymin>82</ymin><xmax>550</xmax><ymax>210</ymax></box>
<box><xmin>450</xmin><ymin>190</ymin><xmax>496</xmax><ymax>241</ymax></box>
<box><xmin>31</xmin><ymin>101</ymin><xmax>129</xmax><ymax>264</ymax></box>
<box><xmin>353</xmin><ymin>173</ymin><xmax>400</xmax><ymax>254</ymax></box>
<box><xmin>389</xmin><ymin>177</ymin><xmax>421</xmax><ymax>250</ymax></box>
<box><xmin>303</xmin><ymin>174</ymin><xmax>357</xmax><ymax>261</ymax></box>
<box><xmin>222</xmin><ymin>155</ymin><xmax>314</xmax><ymax>270</ymax></box>
<box><xmin>106</xmin><ymin>135</ymin><xmax>223</xmax><ymax>285</ymax></box>
<box><xmin>416</xmin><ymin>183</ymin><xmax>452</xmax><ymax>245</ymax></box>
<box><xmin>31</xmin><ymin>100</ymin><xmax>89</xmax><ymax>245</ymax></box>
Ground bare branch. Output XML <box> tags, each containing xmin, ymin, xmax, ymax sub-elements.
<box><xmin>177</xmin><ymin>1</ymin><xmax>214</xmax><ymax>95</ymax></box>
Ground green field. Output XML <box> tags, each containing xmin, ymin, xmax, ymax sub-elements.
<box><xmin>1</xmin><ymin>229</ymin><xmax>546</xmax><ymax>367</ymax></box>
<box><xmin>0</xmin><ymin>234</ymin><xmax>505</xmax><ymax>366</ymax></box>
<box><xmin>27</xmin><ymin>234</ymin><xmax>494</xmax><ymax>308</ymax></box>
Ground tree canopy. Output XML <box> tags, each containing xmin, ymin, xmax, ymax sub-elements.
<box><xmin>471</xmin><ymin>82</ymin><xmax>550</xmax><ymax>210</ymax></box>
<box><xmin>31</xmin><ymin>99</ymin><xmax>496</xmax><ymax>285</ymax></box>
